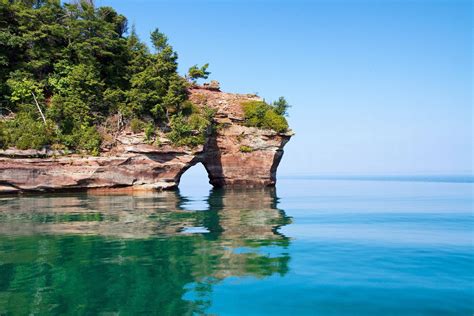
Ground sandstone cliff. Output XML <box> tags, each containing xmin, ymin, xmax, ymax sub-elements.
<box><xmin>0</xmin><ymin>86</ymin><xmax>293</xmax><ymax>193</ymax></box>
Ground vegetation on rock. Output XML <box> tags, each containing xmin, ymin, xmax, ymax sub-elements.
<box><xmin>239</xmin><ymin>145</ymin><xmax>254</xmax><ymax>153</ymax></box>
<box><xmin>0</xmin><ymin>0</ymin><xmax>213</xmax><ymax>152</ymax></box>
<box><xmin>0</xmin><ymin>0</ymin><xmax>291</xmax><ymax>154</ymax></box>
<box><xmin>241</xmin><ymin>99</ymin><xmax>289</xmax><ymax>133</ymax></box>
<box><xmin>168</xmin><ymin>106</ymin><xmax>215</xmax><ymax>147</ymax></box>
<box><xmin>130</xmin><ymin>118</ymin><xmax>145</xmax><ymax>134</ymax></box>
<box><xmin>187</xmin><ymin>64</ymin><xmax>210</xmax><ymax>83</ymax></box>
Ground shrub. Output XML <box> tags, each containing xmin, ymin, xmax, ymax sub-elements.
<box><xmin>180</xmin><ymin>100</ymin><xmax>195</xmax><ymax>116</ymax></box>
<box><xmin>6</xmin><ymin>71</ymin><xmax>45</xmax><ymax>107</ymax></box>
<box><xmin>242</xmin><ymin>101</ymin><xmax>268</xmax><ymax>126</ymax></box>
<box><xmin>77</xmin><ymin>126</ymin><xmax>102</xmax><ymax>156</ymax></box>
<box><xmin>130</xmin><ymin>118</ymin><xmax>145</xmax><ymax>133</ymax></box>
<box><xmin>0</xmin><ymin>108</ymin><xmax>102</xmax><ymax>154</ymax></box>
<box><xmin>241</xmin><ymin>100</ymin><xmax>289</xmax><ymax>133</ymax></box>
<box><xmin>0</xmin><ymin>112</ymin><xmax>56</xmax><ymax>150</ymax></box>
<box><xmin>62</xmin><ymin>125</ymin><xmax>102</xmax><ymax>155</ymax></box>
<box><xmin>262</xmin><ymin>110</ymin><xmax>288</xmax><ymax>133</ymax></box>
<box><xmin>188</xmin><ymin>113</ymin><xmax>210</xmax><ymax>132</ymax></box>
<box><xmin>239</xmin><ymin>145</ymin><xmax>254</xmax><ymax>153</ymax></box>
<box><xmin>202</xmin><ymin>106</ymin><xmax>217</xmax><ymax>121</ymax></box>
<box><xmin>144</xmin><ymin>122</ymin><xmax>155</xmax><ymax>143</ymax></box>
<box><xmin>168</xmin><ymin>114</ymin><xmax>195</xmax><ymax>146</ymax></box>
<box><xmin>167</xmin><ymin>106</ymin><xmax>214</xmax><ymax>147</ymax></box>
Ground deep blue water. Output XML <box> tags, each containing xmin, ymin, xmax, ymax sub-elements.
<box><xmin>0</xmin><ymin>175</ymin><xmax>472</xmax><ymax>315</ymax></box>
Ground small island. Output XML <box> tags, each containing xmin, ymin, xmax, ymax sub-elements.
<box><xmin>0</xmin><ymin>1</ymin><xmax>292</xmax><ymax>193</ymax></box>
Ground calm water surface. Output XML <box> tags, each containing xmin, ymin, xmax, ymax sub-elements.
<box><xmin>0</xmin><ymin>176</ymin><xmax>472</xmax><ymax>315</ymax></box>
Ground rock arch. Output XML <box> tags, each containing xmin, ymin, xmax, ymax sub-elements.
<box><xmin>0</xmin><ymin>87</ymin><xmax>293</xmax><ymax>193</ymax></box>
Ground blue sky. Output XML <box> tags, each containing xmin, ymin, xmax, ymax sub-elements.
<box><xmin>97</xmin><ymin>0</ymin><xmax>472</xmax><ymax>176</ymax></box>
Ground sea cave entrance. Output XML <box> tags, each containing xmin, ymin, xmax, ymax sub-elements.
<box><xmin>178</xmin><ymin>162</ymin><xmax>213</xmax><ymax>211</ymax></box>
<box><xmin>179</xmin><ymin>162</ymin><xmax>213</xmax><ymax>197</ymax></box>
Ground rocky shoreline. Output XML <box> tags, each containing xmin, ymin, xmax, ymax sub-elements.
<box><xmin>0</xmin><ymin>87</ymin><xmax>293</xmax><ymax>194</ymax></box>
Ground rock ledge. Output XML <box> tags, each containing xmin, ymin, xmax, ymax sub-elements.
<box><xmin>0</xmin><ymin>87</ymin><xmax>292</xmax><ymax>193</ymax></box>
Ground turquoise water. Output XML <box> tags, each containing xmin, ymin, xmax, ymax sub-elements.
<box><xmin>0</xmin><ymin>176</ymin><xmax>472</xmax><ymax>315</ymax></box>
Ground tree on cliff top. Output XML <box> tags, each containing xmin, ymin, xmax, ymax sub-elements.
<box><xmin>187</xmin><ymin>64</ymin><xmax>210</xmax><ymax>82</ymax></box>
<box><xmin>273</xmin><ymin>97</ymin><xmax>291</xmax><ymax>117</ymax></box>
<box><xmin>0</xmin><ymin>0</ymin><xmax>289</xmax><ymax>152</ymax></box>
<box><xmin>0</xmin><ymin>0</ymin><xmax>207</xmax><ymax>152</ymax></box>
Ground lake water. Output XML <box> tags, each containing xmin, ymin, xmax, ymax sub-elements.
<box><xmin>0</xmin><ymin>174</ymin><xmax>472</xmax><ymax>315</ymax></box>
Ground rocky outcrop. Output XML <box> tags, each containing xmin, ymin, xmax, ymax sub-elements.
<box><xmin>0</xmin><ymin>145</ymin><xmax>202</xmax><ymax>193</ymax></box>
<box><xmin>203</xmin><ymin>125</ymin><xmax>291</xmax><ymax>187</ymax></box>
<box><xmin>0</xmin><ymin>86</ymin><xmax>292</xmax><ymax>193</ymax></box>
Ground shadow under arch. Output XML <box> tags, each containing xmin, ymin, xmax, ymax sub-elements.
<box><xmin>0</xmin><ymin>188</ymin><xmax>292</xmax><ymax>315</ymax></box>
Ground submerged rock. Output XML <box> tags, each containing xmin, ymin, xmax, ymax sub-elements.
<box><xmin>0</xmin><ymin>87</ymin><xmax>292</xmax><ymax>193</ymax></box>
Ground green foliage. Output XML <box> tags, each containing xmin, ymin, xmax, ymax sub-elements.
<box><xmin>58</xmin><ymin>125</ymin><xmax>100</xmax><ymax>155</ymax></box>
<box><xmin>48</xmin><ymin>63</ymin><xmax>105</xmax><ymax>130</ymax></box>
<box><xmin>76</xmin><ymin>125</ymin><xmax>101</xmax><ymax>156</ymax></box>
<box><xmin>130</xmin><ymin>118</ymin><xmax>145</xmax><ymax>133</ymax></box>
<box><xmin>187</xmin><ymin>63</ymin><xmax>210</xmax><ymax>82</ymax></box>
<box><xmin>0</xmin><ymin>0</ymin><xmax>199</xmax><ymax>153</ymax></box>
<box><xmin>202</xmin><ymin>106</ymin><xmax>217</xmax><ymax>120</ymax></box>
<box><xmin>6</xmin><ymin>71</ymin><xmax>44</xmax><ymax>105</ymax></box>
<box><xmin>126</xmin><ymin>41</ymin><xmax>186</xmax><ymax>119</ymax></box>
<box><xmin>239</xmin><ymin>145</ymin><xmax>254</xmax><ymax>153</ymax></box>
<box><xmin>263</xmin><ymin>110</ymin><xmax>288</xmax><ymax>133</ymax></box>
<box><xmin>150</xmin><ymin>28</ymin><xmax>168</xmax><ymax>52</ymax></box>
<box><xmin>242</xmin><ymin>101</ymin><xmax>268</xmax><ymax>127</ymax></box>
<box><xmin>272</xmin><ymin>96</ymin><xmax>290</xmax><ymax>116</ymax></box>
<box><xmin>180</xmin><ymin>100</ymin><xmax>195</xmax><ymax>116</ymax></box>
<box><xmin>0</xmin><ymin>112</ymin><xmax>56</xmax><ymax>150</ymax></box>
<box><xmin>167</xmin><ymin>106</ymin><xmax>214</xmax><ymax>147</ymax></box>
<box><xmin>144</xmin><ymin>122</ymin><xmax>155</xmax><ymax>143</ymax></box>
<box><xmin>0</xmin><ymin>1</ymin><xmax>289</xmax><ymax>154</ymax></box>
<box><xmin>0</xmin><ymin>109</ymin><xmax>101</xmax><ymax>154</ymax></box>
<box><xmin>168</xmin><ymin>115</ymin><xmax>193</xmax><ymax>146</ymax></box>
<box><xmin>103</xmin><ymin>88</ymin><xmax>126</xmax><ymax>115</ymax></box>
<box><xmin>241</xmin><ymin>100</ymin><xmax>289</xmax><ymax>133</ymax></box>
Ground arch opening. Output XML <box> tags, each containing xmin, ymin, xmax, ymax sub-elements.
<box><xmin>178</xmin><ymin>162</ymin><xmax>213</xmax><ymax>197</ymax></box>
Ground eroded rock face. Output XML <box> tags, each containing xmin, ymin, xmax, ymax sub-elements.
<box><xmin>0</xmin><ymin>146</ymin><xmax>202</xmax><ymax>193</ymax></box>
<box><xmin>202</xmin><ymin>125</ymin><xmax>291</xmax><ymax>187</ymax></box>
<box><xmin>0</xmin><ymin>87</ymin><xmax>292</xmax><ymax>193</ymax></box>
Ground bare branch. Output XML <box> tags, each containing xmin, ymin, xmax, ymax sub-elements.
<box><xmin>31</xmin><ymin>92</ymin><xmax>46</xmax><ymax>125</ymax></box>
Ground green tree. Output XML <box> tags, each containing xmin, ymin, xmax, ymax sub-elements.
<box><xmin>48</xmin><ymin>63</ymin><xmax>104</xmax><ymax>128</ymax></box>
<box><xmin>126</xmin><ymin>29</ymin><xmax>186</xmax><ymax>120</ymax></box>
<box><xmin>150</xmin><ymin>28</ymin><xmax>168</xmax><ymax>52</ymax></box>
<box><xmin>0</xmin><ymin>0</ymin><xmax>289</xmax><ymax>153</ymax></box>
<box><xmin>241</xmin><ymin>100</ymin><xmax>289</xmax><ymax>133</ymax></box>
<box><xmin>272</xmin><ymin>96</ymin><xmax>290</xmax><ymax>116</ymax></box>
<box><xmin>187</xmin><ymin>63</ymin><xmax>210</xmax><ymax>82</ymax></box>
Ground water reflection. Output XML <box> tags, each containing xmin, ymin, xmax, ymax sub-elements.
<box><xmin>0</xmin><ymin>188</ymin><xmax>291</xmax><ymax>315</ymax></box>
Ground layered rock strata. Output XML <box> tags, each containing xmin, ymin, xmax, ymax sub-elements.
<box><xmin>0</xmin><ymin>87</ymin><xmax>292</xmax><ymax>193</ymax></box>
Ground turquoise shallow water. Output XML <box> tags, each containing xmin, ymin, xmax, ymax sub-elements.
<box><xmin>0</xmin><ymin>177</ymin><xmax>472</xmax><ymax>315</ymax></box>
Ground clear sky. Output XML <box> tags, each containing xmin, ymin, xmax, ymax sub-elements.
<box><xmin>96</xmin><ymin>0</ymin><xmax>472</xmax><ymax>176</ymax></box>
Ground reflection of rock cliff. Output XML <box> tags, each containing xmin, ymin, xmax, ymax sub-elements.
<box><xmin>0</xmin><ymin>87</ymin><xmax>292</xmax><ymax>193</ymax></box>
<box><xmin>0</xmin><ymin>188</ymin><xmax>291</xmax><ymax>315</ymax></box>
<box><xmin>0</xmin><ymin>188</ymin><xmax>290</xmax><ymax>240</ymax></box>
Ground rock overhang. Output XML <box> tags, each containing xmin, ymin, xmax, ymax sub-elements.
<box><xmin>0</xmin><ymin>87</ymin><xmax>292</xmax><ymax>194</ymax></box>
